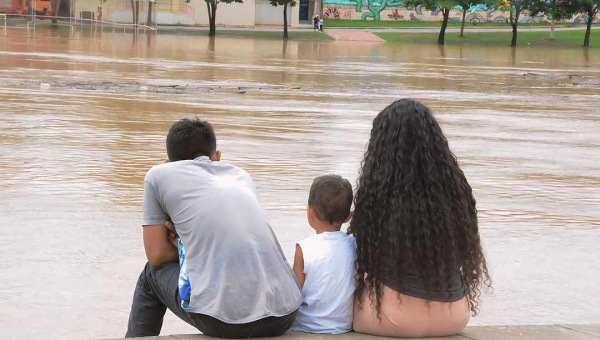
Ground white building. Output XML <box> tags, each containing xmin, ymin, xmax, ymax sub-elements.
<box><xmin>74</xmin><ymin>0</ymin><xmax>320</xmax><ymax>27</ymax></box>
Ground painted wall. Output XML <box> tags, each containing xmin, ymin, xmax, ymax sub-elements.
<box><xmin>320</xmin><ymin>0</ymin><xmax>597</xmax><ymax>24</ymax></box>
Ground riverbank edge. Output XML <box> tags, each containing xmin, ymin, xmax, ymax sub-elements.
<box><xmin>105</xmin><ymin>324</ymin><xmax>600</xmax><ymax>340</ymax></box>
<box><xmin>157</xmin><ymin>25</ymin><xmax>599</xmax><ymax>47</ymax></box>
<box><xmin>15</xmin><ymin>20</ymin><xmax>599</xmax><ymax>46</ymax></box>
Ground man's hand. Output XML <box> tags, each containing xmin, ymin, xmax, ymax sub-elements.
<box><xmin>165</xmin><ymin>220</ymin><xmax>178</xmax><ymax>248</ymax></box>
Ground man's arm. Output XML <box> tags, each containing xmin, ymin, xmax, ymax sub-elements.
<box><xmin>293</xmin><ymin>244</ymin><xmax>305</xmax><ymax>289</ymax></box>
<box><xmin>142</xmin><ymin>174</ymin><xmax>177</xmax><ymax>267</ymax></box>
<box><xmin>143</xmin><ymin>225</ymin><xmax>178</xmax><ymax>267</ymax></box>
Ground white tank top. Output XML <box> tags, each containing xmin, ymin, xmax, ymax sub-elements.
<box><xmin>292</xmin><ymin>231</ymin><xmax>356</xmax><ymax>334</ymax></box>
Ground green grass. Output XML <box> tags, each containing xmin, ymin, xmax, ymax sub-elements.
<box><xmin>375</xmin><ymin>29</ymin><xmax>598</xmax><ymax>47</ymax></box>
<box><xmin>164</xmin><ymin>28</ymin><xmax>334</xmax><ymax>41</ymax></box>
<box><xmin>217</xmin><ymin>30</ymin><xmax>334</xmax><ymax>41</ymax></box>
<box><xmin>324</xmin><ymin>18</ymin><xmax>571</xmax><ymax>29</ymax></box>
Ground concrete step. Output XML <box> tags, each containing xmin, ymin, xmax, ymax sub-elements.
<box><xmin>108</xmin><ymin>324</ymin><xmax>600</xmax><ymax>340</ymax></box>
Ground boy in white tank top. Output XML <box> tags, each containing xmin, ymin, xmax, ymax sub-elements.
<box><xmin>291</xmin><ymin>175</ymin><xmax>356</xmax><ymax>334</ymax></box>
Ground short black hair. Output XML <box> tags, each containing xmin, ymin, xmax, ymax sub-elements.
<box><xmin>308</xmin><ymin>174</ymin><xmax>353</xmax><ymax>225</ymax></box>
<box><xmin>166</xmin><ymin>118</ymin><xmax>217</xmax><ymax>162</ymax></box>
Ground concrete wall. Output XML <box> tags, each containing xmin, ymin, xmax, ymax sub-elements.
<box><xmin>254</xmin><ymin>0</ymin><xmax>291</xmax><ymax>26</ymax></box>
<box><xmin>0</xmin><ymin>0</ymin><xmax>12</xmax><ymax>12</ymax></box>
<box><xmin>106</xmin><ymin>10</ymin><xmax>193</xmax><ymax>25</ymax></box>
<box><xmin>66</xmin><ymin>0</ymin><xmax>318</xmax><ymax>26</ymax></box>
<box><xmin>189</xmin><ymin>0</ymin><xmax>255</xmax><ymax>26</ymax></box>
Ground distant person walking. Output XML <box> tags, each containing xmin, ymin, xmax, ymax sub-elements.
<box><xmin>313</xmin><ymin>16</ymin><xmax>319</xmax><ymax>31</ymax></box>
<box><xmin>319</xmin><ymin>17</ymin><xmax>324</xmax><ymax>31</ymax></box>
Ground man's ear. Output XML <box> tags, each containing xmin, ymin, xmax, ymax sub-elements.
<box><xmin>211</xmin><ymin>150</ymin><xmax>221</xmax><ymax>162</ymax></box>
<box><xmin>344</xmin><ymin>211</ymin><xmax>353</xmax><ymax>224</ymax></box>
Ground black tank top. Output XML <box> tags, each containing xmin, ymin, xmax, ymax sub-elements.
<box><xmin>380</xmin><ymin>266</ymin><xmax>466</xmax><ymax>303</ymax></box>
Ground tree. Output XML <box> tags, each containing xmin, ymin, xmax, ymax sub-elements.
<box><xmin>50</xmin><ymin>0</ymin><xmax>61</xmax><ymax>24</ymax></box>
<box><xmin>457</xmin><ymin>1</ymin><xmax>470</xmax><ymax>37</ymax></box>
<box><xmin>406</xmin><ymin>0</ymin><xmax>454</xmax><ymax>44</ymax></box>
<box><xmin>565</xmin><ymin>0</ymin><xmax>599</xmax><ymax>46</ymax></box>
<box><xmin>131</xmin><ymin>0</ymin><xmax>140</xmax><ymax>27</ymax></box>
<box><xmin>270</xmin><ymin>0</ymin><xmax>297</xmax><ymax>39</ymax></box>
<box><xmin>529</xmin><ymin>0</ymin><xmax>577</xmax><ymax>39</ymax></box>
<box><xmin>147</xmin><ymin>0</ymin><xmax>155</xmax><ymax>26</ymax></box>
<box><xmin>204</xmin><ymin>0</ymin><xmax>243</xmax><ymax>36</ymax></box>
<box><xmin>454</xmin><ymin>3</ymin><xmax>494</xmax><ymax>37</ymax></box>
<box><xmin>497</xmin><ymin>0</ymin><xmax>537</xmax><ymax>46</ymax></box>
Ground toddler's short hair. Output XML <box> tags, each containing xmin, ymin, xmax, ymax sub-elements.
<box><xmin>308</xmin><ymin>175</ymin><xmax>353</xmax><ymax>225</ymax></box>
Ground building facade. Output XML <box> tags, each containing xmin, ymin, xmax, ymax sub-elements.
<box><xmin>2</xmin><ymin>0</ymin><xmax>593</xmax><ymax>26</ymax></box>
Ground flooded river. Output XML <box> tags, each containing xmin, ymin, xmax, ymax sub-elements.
<box><xmin>0</xmin><ymin>27</ymin><xmax>599</xmax><ymax>340</ymax></box>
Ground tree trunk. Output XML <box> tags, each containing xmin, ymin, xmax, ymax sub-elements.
<box><xmin>511</xmin><ymin>23</ymin><xmax>517</xmax><ymax>46</ymax></box>
<box><xmin>147</xmin><ymin>1</ymin><xmax>153</xmax><ymax>26</ymax></box>
<box><xmin>51</xmin><ymin>0</ymin><xmax>61</xmax><ymax>23</ymax></box>
<box><xmin>208</xmin><ymin>2</ymin><xmax>216</xmax><ymax>36</ymax></box>
<box><xmin>510</xmin><ymin>9</ymin><xmax>519</xmax><ymax>47</ymax></box>
<box><xmin>283</xmin><ymin>3</ymin><xmax>288</xmax><ymax>39</ymax></box>
<box><xmin>550</xmin><ymin>18</ymin><xmax>555</xmax><ymax>40</ymax></box>
<box><xmin>131</xmin><ymin>0</ymin><xmax>135</xmax><ymax>23</ymax></box>
<box><xmin>583</xmin><ymin>12</ymin><xmax>593</xmax><ymax>47</ymax></box>
<box><xmin>438</xmin><ymin>7</ymin><xmax>449</xmax><ymax>45</ymax></box>
<box><xmin>135</xmin><ymin>0</ymin><xmax>140</xmax><ymax>28</ymax></box>
<box><xmin>460</xmin><ymin>8</ymin><xmax>466</xmax><ymax>37</ymax></box>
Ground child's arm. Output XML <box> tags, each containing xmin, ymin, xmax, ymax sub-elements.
<box><xmin>293</xmin><ymin>244</ymin><xmax>305</xmax><ymax>289</ymax></box>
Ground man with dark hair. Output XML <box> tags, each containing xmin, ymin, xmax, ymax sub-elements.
<box><xmin>165</xmin><ymin>119</ymin><xmax>217</xmax><ymax>162</ymax></box>
<box><xmin>126</xmin><ymin>118</ymin><xmax>302</xmax><ymax>338</ymax></box>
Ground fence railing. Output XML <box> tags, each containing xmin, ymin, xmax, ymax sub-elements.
<box><xmin>1</xmin><ymin>14</ymin><xmax>6</xmax><ymax>35</ymax></box>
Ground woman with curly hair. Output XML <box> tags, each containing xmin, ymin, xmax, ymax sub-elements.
<box><xmin>350</xmin><ymin>99</ymin><xmax>491</xmax><ymax>337</ymax></box>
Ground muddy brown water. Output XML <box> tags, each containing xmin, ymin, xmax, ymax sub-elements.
<box><xmin>0</xmin><ymin>27</ymin><xmax>599</xmax><ymax>340</ymax></box>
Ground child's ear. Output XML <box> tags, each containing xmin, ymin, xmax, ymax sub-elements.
<box><xmin>344</xmin><ymin>211</ymin><xmax>353</xmax><ymax>224</ymax></box>
<box><xmin>307</xmin><ymin>205</ymin><xmax>313</xmax><ymax>220</ymax></box>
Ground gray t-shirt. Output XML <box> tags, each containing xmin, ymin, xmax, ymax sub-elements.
<box><xmin>143</xmin><ymin>156</ymin><xmax>302</xmax><ymax>323</ymax></box>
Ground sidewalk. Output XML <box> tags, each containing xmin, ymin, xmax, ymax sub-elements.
<box><xmin>106</xmin><ymin>324</ymin><xmax>600</xmax><ymax>340</ymax></box>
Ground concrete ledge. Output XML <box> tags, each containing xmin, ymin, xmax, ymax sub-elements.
<box><xmin>110</xmin><ymin>324</ymin><xmax>600</xmax><ymax>340</ymax></box>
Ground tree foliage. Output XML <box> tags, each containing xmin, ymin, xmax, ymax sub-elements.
<box><xmin>528</xmin><ymin>0</ymin><xmax>578</xmax><ymax>39</ymax></box>
<box><xmin>270</xmin><ymin>0</ymin><xmax>297</xmax><ymax>39</ymax></box>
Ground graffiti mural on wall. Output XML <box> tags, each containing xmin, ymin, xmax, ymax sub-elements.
<box><xmin>323</xmin><ymin>0</ymin><xmax>597</xmax><ymax>23</ymax></box>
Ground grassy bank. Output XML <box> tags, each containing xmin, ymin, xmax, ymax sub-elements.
<box><xmin>324</xmin><ymin>19</ymin><xmax>571</xmax><ymax>29</ymax></box>
<box><xmin>375</xmin><ymin>30</ymin><xmax>598</xmax><ymax>47</ymax></box>
<box><xmin>163</xmin><ymin>29</ymin><xmax>334</xmax><ymax>41</ymax></box>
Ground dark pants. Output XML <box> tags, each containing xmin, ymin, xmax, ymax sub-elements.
<box><xmin>126</xmin><ymin>262</ymin><xmax>297</xmax><ymax>339</ymax></box>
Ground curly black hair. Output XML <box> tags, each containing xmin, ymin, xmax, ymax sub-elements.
<box><xmin>350</xmin><ymin>98</ymin><xmax>491</xmax><ymax>316</ymax></box>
